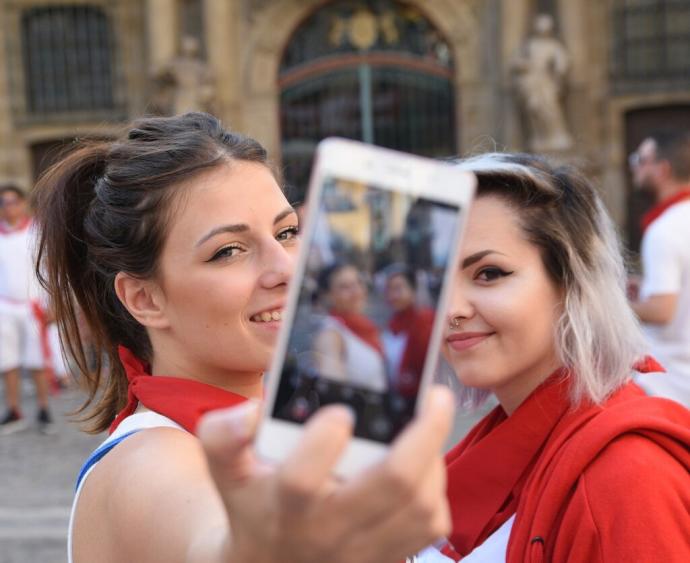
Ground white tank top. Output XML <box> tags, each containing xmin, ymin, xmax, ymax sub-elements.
<box><xmin>319</xmin><ymin>316</ymin><xmax>388</xmax><ymax>392</ymax></box>
<box><xmin>67</xmin><ymin>412</ymin><xmax>184</xmax><ymax>563</ymax></box>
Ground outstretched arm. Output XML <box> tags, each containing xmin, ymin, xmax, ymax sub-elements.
<box><xmin>73</xmin><ymin>387</ymin><xmax>455</xmax><ymax>563</ymax></box>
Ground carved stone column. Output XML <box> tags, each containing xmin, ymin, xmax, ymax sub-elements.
<box><xmin>501</xmin><ymin>0</ymin><xmax>532</xmax><ymax>150</ymax></box>
<box><xmin>147</xmin><ymin>0</ymin><xmax>179</xmax><ymax>73</ymax></box>
<box><xmin>0</xmin><ymin>6</ymin><xmax>29</xmax><ymax>187</ymax></box>
<box><xmin>203</xmin><ymin>0</ymin><xmax>243</xmax><ymax>127</ymax></box>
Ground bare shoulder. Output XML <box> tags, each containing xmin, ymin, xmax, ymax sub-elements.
<box><xmin>73</xmin><ymin>427</ymin><xmax>226</xmax><ymax>563</ymax></box>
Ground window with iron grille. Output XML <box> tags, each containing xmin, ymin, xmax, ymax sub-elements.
<box><xmin>612</xmin><ymin>0</ymin><xmax>690</xmax><ymax>88</ymax></box>
<box><xmin>21</xmin><ymin>5</ymin><xmax>115</xmax><ymax>114</ymax></box>
<box><xmin>280</xmin><ymin>0</ymin><xmax>457</xmax><ymax>200</ymax></box>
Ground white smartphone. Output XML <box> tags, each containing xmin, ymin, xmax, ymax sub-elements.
<box><xmin>256</xmin><ymin>138</ymin><xmax>475</xmax><ymax>477</ymax></box>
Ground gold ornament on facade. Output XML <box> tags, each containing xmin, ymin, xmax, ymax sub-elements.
<box><xmin>379</xmin><ymin>11</ymin><xmax>399</xmax><ymax>45</ymax></box>
<box><xmin>329</xmin><ymin>16</ymin><xmax>348</xmax><ymax>46</ymax></box>
<box><xmin>349</xmin><ymin>8</ymin><xmax>378</xmax><ymax>51</ymax></box>
<box><xmin>328</xmin><ymin>9</ymin><xmax>403</xmax><ymax>50</ymax></box>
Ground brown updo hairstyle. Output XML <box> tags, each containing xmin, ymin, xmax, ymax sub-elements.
<box><xmin>33</xmin><ymin>112</ymin><xmax>271</xmax><ymax>432</ymax></box>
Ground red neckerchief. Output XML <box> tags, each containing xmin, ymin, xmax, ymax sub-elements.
<box><xmin>30</xmin><ymin>302</ymin><xmax>57</xmax><ymax>389</ymax></box>
<box><xmin>640</xmin><ymin>188</ymin><xmax>690</xmax><ymax>233</ymax></box>
<box><xmin>388</xmin><ymin>306</ymin><xmax>435</xmax><ymax>396</ymax></box>
<box><xmin>0</xmin><ymin>216</ymin><xmax>31</xmax><ymax>235</ymax></box>
<box><xmin>444</xmin><ymin>369</ymin><xmax>570</xmax><ymax>558</ymax></box>
<box><xmin>109</xmin><ymin>346</ymin><xmax>248</xmax><ymax>435</ymax></box>
<box><xmin>443</xmin><ymin>356</ymin><xmax>668</xmax><ymax>560</ymax></box>
<box><xmin>330</xmin><ymin>311</ymin><xmax>384</xmax><ymax>356</ymax></box>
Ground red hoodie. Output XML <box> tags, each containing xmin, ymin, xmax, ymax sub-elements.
<box><xmin>445</xmin><ymin>374</ymin><xmax>690</xmax><ymax>562</ymax></box>
<box><xmin>388</xmin><ymin>305</ymin><xmax>435</xmax><ymax>397</ymax></box>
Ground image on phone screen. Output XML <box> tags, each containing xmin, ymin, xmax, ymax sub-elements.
<box><xmin>272</xmin><ymin>175</ymin><xmax>462</xmax><ymax>444</ymax></box>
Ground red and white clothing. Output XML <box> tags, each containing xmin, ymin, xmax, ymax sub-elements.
<box><xmin>0</xmin><ymin>218</ymin><xmax>43</xmax><ymax>302</ymax></box>
<box><xmin>69</xmin><ymin>347</ymin><xmax>249</xmax><ymax>562</ymax></box>
<box><xmin>636</xmin><ymin>195</ymin><xmax>690</xmax><ymax>406</ymax></box>
<box><xmin>68</xmin><ymin>411</ymin><xmax>183</xmax><ymax>563</ymax></box>
<box><xmin>318</xmin><ymin>315</ymin><xmax>387</xmax><ymax>392</ymax></box>
<box><xmin>0</xmin><ymin>219</ymin><xmax>49</xmax><ymax>371</ymax></box>
<box><xmin>438</xmin><ymin>371</ymin><xmax>690</xmax><ymax>562</ymax></box>
<box><xmin>383</xmin><ymin>305</ymin><xmax>435</xmax><ymax>396</ymax></box>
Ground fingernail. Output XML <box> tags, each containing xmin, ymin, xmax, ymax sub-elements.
<box><xmin>223</xmin><ymin>400</ymin><xmax>260</xmax><ymax>440</ymax></box>
<box><xmin>333</xmin><ymin>404</ymin><xmax>357</xmax><ymax>426</ymax></box>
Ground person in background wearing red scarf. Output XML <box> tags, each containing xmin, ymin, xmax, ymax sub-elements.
<box><xmin>629</xmin><ymin>131</ymin><xmax>690</xmax><ymax>408</ymax></box>
<box><xmin>382</xmin><ymin>265</ymin><xmax>435</xmax><ymax>397</ymax></box>
<box><xmin>33</xmin><ymin>113</ymin><xmax>455</xmax><ymax>563</ymax></box>
<box><xmin>0</xmin><ymin>184</ymin><xmax>55</xmax><ymax>434</ymax></box>
<box><xmin>413</xmin><ymin>153</ymin><xmax>690</xmax><ymax>562</ymax></box>
<box><xmin>313</xmin><ymin>262</ymin><xmax>388</xmax><ymax>392</ymax></box>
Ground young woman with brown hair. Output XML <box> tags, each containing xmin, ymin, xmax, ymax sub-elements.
<box><xmin>33</xmin><ymin>112</ymin><xmax>454</xmax><ymax>563</ymax></box>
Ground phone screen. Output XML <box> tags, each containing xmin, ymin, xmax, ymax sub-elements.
<box><xmin>272</xmin><ymin>175</ymin><xmax>462</xmax><ymax>444</ymax></box>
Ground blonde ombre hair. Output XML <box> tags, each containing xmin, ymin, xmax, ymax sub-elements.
<box><xmin>452</xmin><ymin>153</ymin><xmax>647</xmax><ymax>406</ymax></box>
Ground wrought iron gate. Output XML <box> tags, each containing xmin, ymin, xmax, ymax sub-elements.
<box><xmin>279</xmin><ymin>0</ymin><xmax>457</xmax><ymax>199</ymax></box>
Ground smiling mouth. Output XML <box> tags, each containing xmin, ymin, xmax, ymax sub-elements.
<box><xmin>250</xmin><ymin>309</ymin><xmax>283</xmax><ymax>323</ymax></box>
<box><xmin>446</xmin><ymin>333</ymin><xmax>493</xmax><ymax>352</ymax></box>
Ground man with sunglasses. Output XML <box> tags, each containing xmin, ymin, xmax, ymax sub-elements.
<box><xmin>629</xmin><ymin>132</ymin><xmax>690</xmax><ymax>408</ymax></box>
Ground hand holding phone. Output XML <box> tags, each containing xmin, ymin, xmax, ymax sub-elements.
<box><xmin>199</xmin><ymin>385</ymin><xmax>456</xmax><ymax>563</ymax></box>
<box><xmin>257</xmin><ymin>138</ymin><xmax>475</xmax><ymax>477</ymax></box>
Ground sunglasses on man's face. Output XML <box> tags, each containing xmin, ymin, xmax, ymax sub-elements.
<box><xmin>0</xmin><ymin>197</ymin><xmax>22</xmax><ymax>207</ymax></box>
<box><xmin>628</xmin><ymin>151</ymin><xmax>658</xmax><ymax>169</ymax></box>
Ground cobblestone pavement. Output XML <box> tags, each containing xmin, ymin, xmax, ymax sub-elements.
<box><xmin>0</xmin><ymin>386</ymin><xmax>104</xmax><ymax>563</ymax></box>
<box><xmin>0</xmin><ymin>380</ymin><xmax>488</xmax><ymax>563</ymax></box>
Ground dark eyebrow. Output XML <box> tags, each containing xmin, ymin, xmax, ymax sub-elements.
<box><xmin>274</xmin><ymin>206</ymin><xmax>297</xmax><ymax>225</ymax></box>
<box><xmin>462</xmin><ymin>250</ymin><xmax>506</xmax><ymax>269</ymax></box>
<box><xmin>195</xmin><ymin>224</ymin><xmax>248</xmax><ymax>247</ymax></box>
<box><xmin>195</xmin><ymin>206</ymin><xmax>297</xmax><ymax>247</ymax></box>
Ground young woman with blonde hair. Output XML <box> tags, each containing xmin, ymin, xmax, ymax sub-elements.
<box><xmin>426</xmin><ymin>153</ymin><xmax>690</xmax><ymax>562</ymax></box>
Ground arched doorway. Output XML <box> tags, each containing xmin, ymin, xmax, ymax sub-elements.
<box><xmin>279</xmin><ymin>0</ymin><xmax>457</xmax><ymax>199</ymax></box>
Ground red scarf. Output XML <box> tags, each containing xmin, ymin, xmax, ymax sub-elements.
<box><xmin>0</xmin><ymin>216</ymin><xmax>31</xmax><ymax>235</ymax></box>
<box><xmin>640</xmin><ymin>188</ymin><xmax>690</xmax><ymax>233</ymax></box>
<box><xmin>389</xmin><ymin>306</ymin><xmax>435</xmax><ymax>396</ymax></box>
<box><xmin>444</xmin><ymin>370</ymin><xmax>571</xmax><ymax>558</ymax></box>
<box><xmin>330</xmin><ymin>311</ymin><xmax>384</xmax><ymax>356</ymax></box>
<box><xmin>109</xmin><ymin>346</ymin><xmax>248</xmax><ymax>434</ymax></box>
<box><xmin>443</xmin><ymin>357</ymin><xmax>687</xmax><ymax>561</ymax></box>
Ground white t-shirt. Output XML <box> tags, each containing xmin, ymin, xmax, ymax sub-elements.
<box><xmin>639</xmin><ymin>200</ymin><xmax>690</xmax><ymax>380</ymax></box>
<box><xmin>0</xmin><ymin>220</ymin><xmax>44</xmax><ymax>304</ymax></box>
<box><xmin>416</xmin><ymin>515</ymin><xmax>514</xmax><ymax>562</ymax></box>
<box><xmin>317</xmin><ymin>317</ymin><xmax>388</xmax><ymax>392</ymax></box>
<box><xmin>382</xmin><ymin>329</ymin><xmax>407</xmax><ymax>379</ymax></box>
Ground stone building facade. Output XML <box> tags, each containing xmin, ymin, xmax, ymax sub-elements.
<box><xmin>1</xmin><ymin>0</ymin><xmax>689</xmax><ymax>249</ymax></box>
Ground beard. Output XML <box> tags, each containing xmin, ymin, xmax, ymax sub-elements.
<box><xmin>633</xmin><ymin>174</ymin><xmax>657</xmax><ymax>195</ymax></box>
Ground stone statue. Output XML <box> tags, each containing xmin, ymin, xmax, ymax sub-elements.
<box><xmin>153</xmin><ymin>36</ymin><xmax>215</xmax><ymax>115</ymax></box>
<box><xmin>512</xmin><ymin>14</ymin><xmax>573</xmax><ymax>152</ymax></box>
